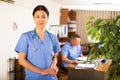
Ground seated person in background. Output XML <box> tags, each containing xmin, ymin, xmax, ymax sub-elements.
<box><xmin>61</xmin><ymin>34</ymin><xmax>84</xmax><ymax>69</ymax></box>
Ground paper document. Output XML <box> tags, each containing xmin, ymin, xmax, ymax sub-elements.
<box><xmin>75</xmin><ymin>56</ymin><xmax>88</xmax><ymax>61</ymax></box>
<box><xmin>76</xmin><ymin>63</ymin><xmax>96</xmax><ymax>69</ymax></box>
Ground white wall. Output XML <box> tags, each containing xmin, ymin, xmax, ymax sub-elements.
<box><xmin>0</xmin><ymin>1</ymin><xmax>61</xmax><ymax>80</ymax></box>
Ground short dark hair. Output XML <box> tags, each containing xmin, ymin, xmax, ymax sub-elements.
<box><xmin>32</xmin><ymin>5</ymin><xmax>49</xmax><ymax>17</ymax></box>
<box><xmin>69</xmin><ymin>34</ymin><xmax>80</xmax><ymax>41</ymax></box>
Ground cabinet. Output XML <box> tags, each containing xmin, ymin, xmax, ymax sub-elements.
<box><xmin>60</xmin><ymin>8</ymin><xmax>77</xmax><ymax>42</ymax></box>
<box><xmin>15</xmin><ymin>59</ymin><xmax>25</xmax><ymax>80</ymax></box>
<box><xmin>9</xmin><ymin>58</ymin><xmax>25</xmax><ymax>80</ymax></box>
<box><xmin>69</xmin><ymin>10</ymin><xmax>76</xmax><ymax>21</ymax></box>
<box><xmin>60</xmin><ymin>8</ymin><xmax>69</xmax><ymax>25</ymax></box>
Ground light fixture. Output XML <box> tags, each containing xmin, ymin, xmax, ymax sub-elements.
<box><xmin>0</xmin><ymin>0</ymin><xmax>15</xmax><ymax>3</ymax></box>
<box><xmin>93</xmin><ymin>2</ymin><xmax>112</xmax><ymax>5</ymax></box>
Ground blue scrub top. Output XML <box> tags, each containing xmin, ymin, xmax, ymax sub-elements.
<box><xmin>15</xmin><ymin>30</ymin><xmax>60</xmax><ymax>80</ymax></box>
<box><xmin>61</xmin><ymin>43</ymin><xmax>82</xmax><ymax>67</ymax></box>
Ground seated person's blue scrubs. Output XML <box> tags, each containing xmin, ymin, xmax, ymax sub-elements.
<box><xmin>61</xmin><ymin>42</ymin><xmax>82</xmax><ymax>67</ymax></box>
<box><xmin>61</xmin><ymin>34</ymin><xmax>83</xmax><ymax>68</ymax></box>
<box><xmin>15</xmin><ymin>30</ymin><xmax>60</xmax><ymax>80</ymax></box>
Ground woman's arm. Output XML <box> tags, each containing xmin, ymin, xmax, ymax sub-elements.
<box><xmin>51</xmin><ymin>53</ymin><xmax>58</xmax><ymax>65</ymax></box>
<box><xmin>18</xmin><ymin>52</ymin><xmax>55</xmax><ymax>75</ymax></box>
<box><xmin>50</xmin><ymin>53</ymin><xmax>59</xmax><ymax>75</ymax></box>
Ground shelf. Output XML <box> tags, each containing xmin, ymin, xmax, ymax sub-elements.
<box><xmin>58</xmin><ymin>37</ymin><xmax>68</xmax><ymax>42</ymax></box>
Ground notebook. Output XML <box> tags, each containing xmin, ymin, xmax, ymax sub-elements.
<box><xmin>75</xmin><ymin>56</ymin><xmax>88</xmax><ymax>61</ymax></box>
<box><xmin>75</xmin><ymin>63</ymin><xmax>96</xmax><ymax>69</ymax></box>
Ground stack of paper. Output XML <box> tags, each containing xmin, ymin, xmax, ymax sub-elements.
<box><xmin>75</xmin><ymin>63</ymin><xmax>96</xmax><ymax>69</ymax></box>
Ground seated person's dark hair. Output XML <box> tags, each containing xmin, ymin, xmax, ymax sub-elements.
<box><xmin>68</xmin><ymin>34</ymin><xmax>80</xmax><ymax>42</ymax></box>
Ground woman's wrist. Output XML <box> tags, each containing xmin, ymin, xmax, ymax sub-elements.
<box><xmin>40</xmin><ymin>69</ymin><xmax>49</xmax><ymax>75</ymax></box>
<box><xmin>51</xmin><ymin>62</ymin><xmax>57</xmax><ymax>67</ymax></box>
<box><xmin>38</xmin><ymin>69</ymin><xmax>44</xmax><ymax>74</ymax></box>
<box><xmin>52</xmin><ymin>56</ymin><xmax>57</xmax><ymax>66</ymax></box>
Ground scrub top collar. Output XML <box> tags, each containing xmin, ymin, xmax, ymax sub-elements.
<box><xmin>32</xmin><ymin>28</ymin><xmax>55</xmax><ymax>51</ymax></box>
<box><xmin>32</xmin><ymin>28</ymin><xmax>47</xmax><ymax>39</ymax></box>
<box><xmin>32</xmin><ymin>28</ymin><xmax>39</xmax><ymax>39</ymax></box>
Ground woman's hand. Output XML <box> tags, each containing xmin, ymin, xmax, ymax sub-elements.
<box><xmin>41</xmin><ymin>68</ymin><xmax>57</xmax><ymax>76</ymax></box>
<box><xmin>19</xmin><ymin>52</ymin><xmax>58</xmax><ymax>76</ymax></box>
<box><xmin>50</xmin><ymin>63</ymin><xmax>58</xmax><ymax>76</ymax></box>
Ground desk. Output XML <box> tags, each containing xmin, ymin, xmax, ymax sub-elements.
<box><xmin>66</xmin><ymin>59</ymin><xmax>112</xmax><ymax>80</ymax></box>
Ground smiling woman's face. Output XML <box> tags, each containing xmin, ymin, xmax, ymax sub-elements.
<box><xmin>33</xmin><ymin>10</ymin><xmax>48</xmax><ymax>29</ymax></box>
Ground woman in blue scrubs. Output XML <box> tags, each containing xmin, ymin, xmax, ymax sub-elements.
<box><xmin>15</xmin><ymin>5</ymin><xmax>60</xmax><ymax>80</ymax></box>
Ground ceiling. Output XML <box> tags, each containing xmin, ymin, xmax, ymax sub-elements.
<box><xmin>52</xmin><ymin>0</ymin><xmax>120</xmax><ymax>11</ymax></box>
<box><xmin>1</xmin><ymin>0</ymin><xmax>120</xmax><ymax>11</ymax></box>
<box><xmin>52</xmin><ymin>0</ymin><xmax>120</xmax><ymax>5</ymax></box>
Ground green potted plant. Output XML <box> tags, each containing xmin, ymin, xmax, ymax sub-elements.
<box><xmin>87</xmin><ymin>14</ymin><xmax>120</xmax><ymax>80</ymax></box>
